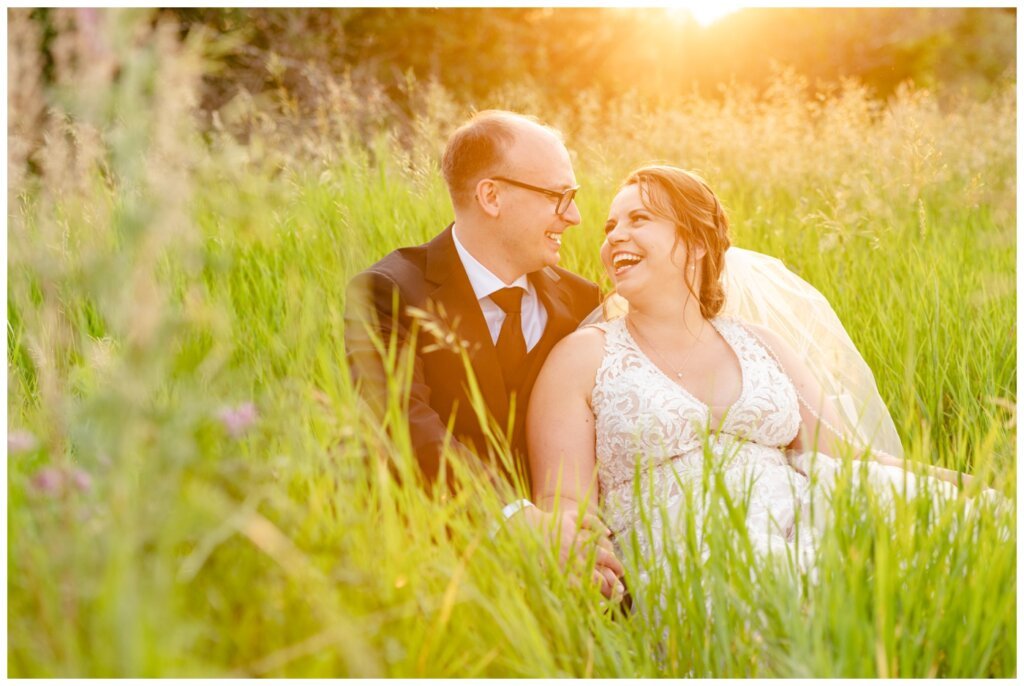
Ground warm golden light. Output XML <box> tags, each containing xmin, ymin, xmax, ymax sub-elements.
<box><xmin>666</xmin><ymin>4</ymin><xmax>742</xmax><ymax>27</ymax></box>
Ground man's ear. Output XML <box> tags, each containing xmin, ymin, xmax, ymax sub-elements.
<box><xmin>475</xmin><ymin>179</ymin><xmax>501</xmax><ymax>218</ymax></box>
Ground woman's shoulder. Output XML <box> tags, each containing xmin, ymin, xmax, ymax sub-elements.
<box><xmin>546</xmin><ymin>323</ymin><xmax>614</xmax><ymax>371</ymax></box>
<box><xmin>553</xmin><ymin>324</ymin><xmax>609</xmax><ymax>359</ymax></box>
<box><xmin>533</xmin><ymin>322</ymin><xmax>609</xmax><ymax>395</ymax></box>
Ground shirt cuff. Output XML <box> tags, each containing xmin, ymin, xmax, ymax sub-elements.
<box><xmin>488</xmin><ymin>499</ymin><xmax>535</xmax><ymax>538</ymax></box>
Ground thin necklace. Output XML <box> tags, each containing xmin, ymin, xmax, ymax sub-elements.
<box><xmin>626</xmin><ymin>316</ymin><xmax>706</xmax><ymax>380</ymax></box>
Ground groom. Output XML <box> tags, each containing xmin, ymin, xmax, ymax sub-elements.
<box><xmin>346</xmin><ymin>110</ymin><xmax>600</xmax><ymax>488</ymax></box>
<box><xmin>346</xmin><ymin>110</ymin><xmax>623</xmax><ymax>595</ymax></box>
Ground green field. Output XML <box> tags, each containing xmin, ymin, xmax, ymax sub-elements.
<box><xmin>7</xmin><ymin>13</ymin><xmax>1016</xmax><ymax>677</ymax></box>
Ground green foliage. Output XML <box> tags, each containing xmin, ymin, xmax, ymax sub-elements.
<box><xmin>7</xmin><ymin>9</ymin><xmax>1016</xmax><ymax>677</ymax></box>
<box><xmin>160</xmin><ymin>7</ymin><xmax>1015</xmax><ymax>116</ymax></box>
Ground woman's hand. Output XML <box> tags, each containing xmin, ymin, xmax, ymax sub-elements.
<box><xmin>514</xmin><ymin>506</ymin><xmax>625</xmax><ymax>599</ymax></box>
<box><xmin>871</xmin><ymin>450</ymin><xmax>976</xmax><ymax>489</ymax></box>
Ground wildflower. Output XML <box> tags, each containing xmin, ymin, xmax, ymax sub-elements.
<box><xmin>75</xmin><ymin>8</ymin><xmax>111</xmax><ymax>63</ymax></box>
<box><xmin>70</xmin><ymin>467</ymin><xmax>93</xmax><ymax>492</ymax></box>
<box><xmin>8</xmin><ymin>429</ymin><xmax>38</xmax><ymax>455</ymax></box>
<box><xmin>217</xmin><ymin>402</ymin><xmax>259</xmax><ymax>439</ymax></box>
<box><xmin>30</xmin><ymin>466</ymin><xmax>65</xmax><ymax>495</ymax></box>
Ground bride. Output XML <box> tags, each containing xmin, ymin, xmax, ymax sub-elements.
<box><xmin>526</xmin><ymin>164</ymin><xmax>983</xmax><ymax>605</ymax></box>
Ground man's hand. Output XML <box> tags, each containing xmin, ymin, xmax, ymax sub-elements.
<box><xmin>515</xmin><ymin>505</ymin><xmax>625</xmax><ymax>599</ymax></box>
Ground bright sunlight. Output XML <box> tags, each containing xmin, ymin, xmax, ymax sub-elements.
<box><xmin>666</xmin><ymin>4</ymin><xmax>743</xmax><ymax>27</ymax></box>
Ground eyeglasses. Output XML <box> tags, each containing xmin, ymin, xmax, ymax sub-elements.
<box><xmin>491</xmin><ymin>176</ymin><xmax>579</xmax><ymax>215</ymax></box>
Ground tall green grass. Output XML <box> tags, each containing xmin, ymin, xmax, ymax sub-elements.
<box><xmin>7</xmin><ymin>10</ymin><xmax>1015</xmax><ymax>677</ymax></box>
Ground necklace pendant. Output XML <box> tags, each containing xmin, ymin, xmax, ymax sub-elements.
<box><xmin>676</xmin><ymin>371</ymin><xmax>684</xmax><ymax>378</ymax></box>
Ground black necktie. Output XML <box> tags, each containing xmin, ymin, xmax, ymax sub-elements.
<box><xmin>490</xmin><ymin>287</ymin><xmax>528</xmax><ymax>387</ymax></box>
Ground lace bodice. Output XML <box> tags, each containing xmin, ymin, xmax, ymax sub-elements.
<box><xmin>588</xmin><ymin>316</ymin><xmax>802</xmax><ymax>535</ymax></box>
<box><xmin>584</xmin><ymin>315</ymin><xmax>999</xmax><ymax>624</ymax></box>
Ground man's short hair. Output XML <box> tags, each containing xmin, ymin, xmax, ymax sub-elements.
<box><xmin>441</xmin><ymin>110</ymin><xmax>562</xmax><ymax>208</ymax></box>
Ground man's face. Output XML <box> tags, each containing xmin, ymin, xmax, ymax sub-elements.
<box><xmin>492</xmin><ymin>126</ymin><xmax>581</xmax><ymax>275</ymax></box>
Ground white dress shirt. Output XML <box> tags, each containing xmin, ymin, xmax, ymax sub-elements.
<box><xmin>451</xmin><ymin>225</ymin><xmax>548</xmax><ymax>351</ymax></box>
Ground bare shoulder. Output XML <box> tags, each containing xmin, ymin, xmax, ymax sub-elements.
<box><xmin>548</xmin><ymin>326</ymin><xmax>606</xmax><ymax>367</ymax></box>
<box><xmin>536</xmin><ymin>326</ymin><xmax>607</xmax><ymax>391</ymax></box>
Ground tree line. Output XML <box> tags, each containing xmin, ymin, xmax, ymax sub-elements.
<box><xmin>25</xmin><ymin>8</ymin><xmax>1016</xmax><ymax>118</ymax></box>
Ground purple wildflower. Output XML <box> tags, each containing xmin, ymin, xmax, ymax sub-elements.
<box><xmin>30</xmin><ymin>466</ymin><xmax>65</xmax><ymax>496</ymax></box>
<box><xmin>75</xmin><ymin>8</ymin><xmax>106</xmax><ymax>59</ymax></box>
<box><xmin>70</xmin><ymin>467</ymin><xmax>93</xmax><ymax>492</ymax></box>
<box><xmin>217</xmin><ymin>402</ymin><xmax>259</xmax><ymax>439</ymax></box>
<box><xmin>8</xmin><ymin>430</ymin><xmax>39</xmax><ymax>455</ymax></box>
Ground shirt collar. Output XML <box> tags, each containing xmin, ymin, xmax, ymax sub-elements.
<box><xmin>451</xmin><ymin>224</ymin><xmax>530</xmax><ymax>300</ymax></box>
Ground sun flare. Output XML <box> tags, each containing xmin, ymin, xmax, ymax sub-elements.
<box><xmin>665</xmin><ymin>4</ymin><xmax>742</xmax><ymax>27</ymax></box>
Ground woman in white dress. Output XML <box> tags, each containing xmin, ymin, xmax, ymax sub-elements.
<box><xmin>526</xmin><ymin>165</ymin><xmax>981</xmax><ymax>608</ymax></box>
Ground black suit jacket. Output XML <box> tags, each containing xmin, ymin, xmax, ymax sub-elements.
<box><xmin>345</xmin><ymin>224</ymin><xmax>601</xmax><ymax>489</ymax></box>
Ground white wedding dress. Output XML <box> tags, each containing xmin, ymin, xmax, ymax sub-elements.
<box><xmin>587</xmin><ymin>315</ymin><xmax>964</xmax><ymax>603</ymax></box>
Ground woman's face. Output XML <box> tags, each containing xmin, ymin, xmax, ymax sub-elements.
<box><xmin>601</xmin><ymin>184</ymin><xmax>692</xmax><ymax>300</ymax></box>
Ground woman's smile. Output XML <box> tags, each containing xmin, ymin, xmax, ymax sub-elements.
<box><xmin>611</xmin><ymin>250</ymin><xmax>644</xmax><ymax>276</ymax></box>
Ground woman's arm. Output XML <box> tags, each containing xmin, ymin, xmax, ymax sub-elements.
<box><xmin>523</xmin><ymin>327</ymin><xmax>624</xmax><ymax>596</ymax></box>
<box><xmin>745</xmin><ymin>323</ymin><xmax>853</xmax><ymax>457</ymax></box>
<box><xmin>527</xmin><ymin>327</ymin><xmax>606</xmax><ymax>514</ymax></box>
<box><xmin>746</xmin><ymin>323</ymin><xmax>974</xmax><ymax>488</ymax></box>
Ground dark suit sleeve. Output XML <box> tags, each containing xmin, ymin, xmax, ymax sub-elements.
<box><xmin>585</xmin><ymin>281</ymin><xmax>602</xmax><ymax>315</ymax></box>
<box><xmin>344</xmin><ymin>270</ymin><xmax>467</xmax><ymax>484</ymax></box>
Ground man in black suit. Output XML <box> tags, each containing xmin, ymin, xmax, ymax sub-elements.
<box><xmin>345</xmin><ymin>110</ymin><xmax>623</xmax><ymax>597</ymax></box>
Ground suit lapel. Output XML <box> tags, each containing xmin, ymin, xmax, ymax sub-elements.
<box><xmin>522</xmin><ymin>266</ymin><xmax>577</xmax><ymax>385</ymax></box>
<box><xmin>424</xmin><ymin>225</ymin><xmax>510</xmax><ymax>421</ymax></box>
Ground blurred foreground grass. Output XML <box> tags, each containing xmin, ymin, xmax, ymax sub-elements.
<box><xmin>7</xmin><ymin>10</ymin><xmax>1016</xmax><ymax>677</ymax></box>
